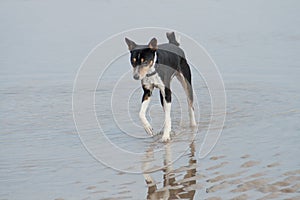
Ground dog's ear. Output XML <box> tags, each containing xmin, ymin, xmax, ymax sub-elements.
<box><xmin>148</xmin><ymin>38</ymin><xmax>157</xmax><ymax>50</ymax></box>
<box><xmin>125</xmin><ymin>37</ymin><xmax>137</xmax><ymax>51</ymax></box>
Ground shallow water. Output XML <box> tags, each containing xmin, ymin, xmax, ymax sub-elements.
<box><xmin>1</xmin><ymin>0</ymin><xmax>300</xmax><ymax>199</ymax></box>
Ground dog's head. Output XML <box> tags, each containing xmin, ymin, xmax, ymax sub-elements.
<box><xmin>125</xmin><ymin>37</ymin><xmax>157</xmax><ymax>80</ymax></box>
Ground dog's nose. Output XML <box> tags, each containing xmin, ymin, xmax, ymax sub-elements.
<box><xmin>133</xmin><ymin>74</ymin><xmax>139</xmax><ymax>80</ymax></box>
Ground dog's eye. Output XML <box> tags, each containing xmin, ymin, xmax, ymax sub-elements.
<box><xmin>132</xmin><ymin>58</ymin><xmax>136</xmax><ymax>62</ymax></box>
<box><xmin>141</xmin><ymin>58</ymin><xmax>148</xmax><ymax>64</ymax></box>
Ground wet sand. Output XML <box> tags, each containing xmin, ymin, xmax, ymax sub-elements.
<box><xmin>1</xmin><ymin>0</ymin><xmax>300</xmax><ymax>199</ymax></box>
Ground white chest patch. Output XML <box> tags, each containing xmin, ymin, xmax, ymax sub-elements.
<box><xmin>142</xmin><ymin>74</ymin><xmax>165</xmax><ymax>91</ymax></box>
<box><xmin>141</xmin><ymin>53</ymin><xmax>165</xmax><ymax>91</ymax></box>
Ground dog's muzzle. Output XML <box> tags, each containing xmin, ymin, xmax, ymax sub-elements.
<box><xmin>133</xmin><ymin>66</ymin><xmax>141</xmax><ymax>80</ymax></box>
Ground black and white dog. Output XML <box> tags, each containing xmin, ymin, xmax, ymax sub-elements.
<box><xmin>125</xmin><ymin>32</ymin><xmax>196</xmax><ymax>142</ymax></box>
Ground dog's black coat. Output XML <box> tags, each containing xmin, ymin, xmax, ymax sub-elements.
<box><xmin>153</xmin><ymin>43</ymin><xmax>193</xmax><ymax>105</ymax></box>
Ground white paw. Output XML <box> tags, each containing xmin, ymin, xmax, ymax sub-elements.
<box><xmin>161</xmin><ymin>133</ymin><xmax>171</xmax><ymax>142</ymax></box>
<box><xmin>144</xmin><ymin>124</ymin><xmax>154</xmax><ymax>136</ymax></box>
<box><xmin>190</xmin><ymin>120</ymin><xmax>197</xmax><ymax>127</ymax></box>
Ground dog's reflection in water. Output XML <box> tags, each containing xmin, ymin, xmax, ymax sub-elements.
<box><xmin>142</xmin><ymin>142</ymin><xmax>196</xmax><ymax>200</ymax></box>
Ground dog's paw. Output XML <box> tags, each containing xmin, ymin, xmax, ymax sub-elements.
<box><xmin>144</xmin><ymin>125</ymin><xmax>154</xmax><ymax>136</ymax></box>
<box><xmin>190</xmin><ymin>120</ymin><xmax>197</xmax><ymax>127</ymax></box>
<box><xmin>161</xmin><ymin>134</ymin><xmax>171</xmax><ymax>142</ymax></box>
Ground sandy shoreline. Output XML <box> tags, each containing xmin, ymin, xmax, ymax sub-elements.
<box><xmin>1</xmin><ymin>0</ymin><xmax>300</xmax><ymax>199</ymax></box>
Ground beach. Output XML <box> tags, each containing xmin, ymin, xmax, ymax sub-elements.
<box><xmin>1</xmin><ymin>0</ymin><xmax>299</xmax><ymax>199</ymax></box>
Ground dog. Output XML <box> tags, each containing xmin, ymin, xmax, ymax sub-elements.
<box><xmin>125</xmin><ymin>32</ymin><xmax>196</xmax><ymax>142</ymax></box>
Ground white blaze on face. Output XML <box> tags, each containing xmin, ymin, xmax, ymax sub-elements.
<box><xmin>133</xmin><ymin>66</ymin><xmax>139</xmax><ymax>77</ymax></box>
<box><xmin>138</xmin><ymin>65</ymin><xmax>152</xmax><ymax>79</ymax></box>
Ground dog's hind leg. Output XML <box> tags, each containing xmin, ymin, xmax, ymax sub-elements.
<box><xmin>177</xmin><ymin>59</ymin><xmax>197</xmax><ymax>127</ymax></box>
<box><xmin>140</xmin><ymin>85</ymin><xmax>154</xmax><ymax>136</ymax></box>
<box><xmin>159</xmin><ymin>91</ymin><xmax>164</xmax><ymax>109</ymax></box>
<box><xmin>161</xmin><ymin>86</ymin><xmax>172</xmax><ymax>142</ymax></box>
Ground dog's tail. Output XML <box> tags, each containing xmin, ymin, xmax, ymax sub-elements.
<box><xmin>166</xmin><ymin>32</ymin><xmax>180</xmax><ymax>46</ymax></box>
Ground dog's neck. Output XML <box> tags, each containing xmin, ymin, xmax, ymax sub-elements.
<box><xmin>146</xmin><ymin>53</ymin><xmax>157</xmax><ymax>77</ymax></box>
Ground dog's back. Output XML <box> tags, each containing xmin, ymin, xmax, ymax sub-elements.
<box><xmin>155</xmin><ymin>32</ymin><xmax>187</xmax><ymax>76</ymax></box>
<box><xmin>158</xmin><ymin>32</ymin><xmax>185</xmax><ymax>58</ymax></box>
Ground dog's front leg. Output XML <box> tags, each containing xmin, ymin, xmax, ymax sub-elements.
<box><xmin>140</xmin><ymin>86</ymin><xmax>154</xmax><ymax>136</ymax></box>
<box><xmin>140</xmin><ymin>99</ymin><xmax>153</xmax><ymax>136</ymax></box>
<box><xmin>162</xmin><ymin>87</ymin><xmax>172</xmax><ymax>142</ymax></box>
